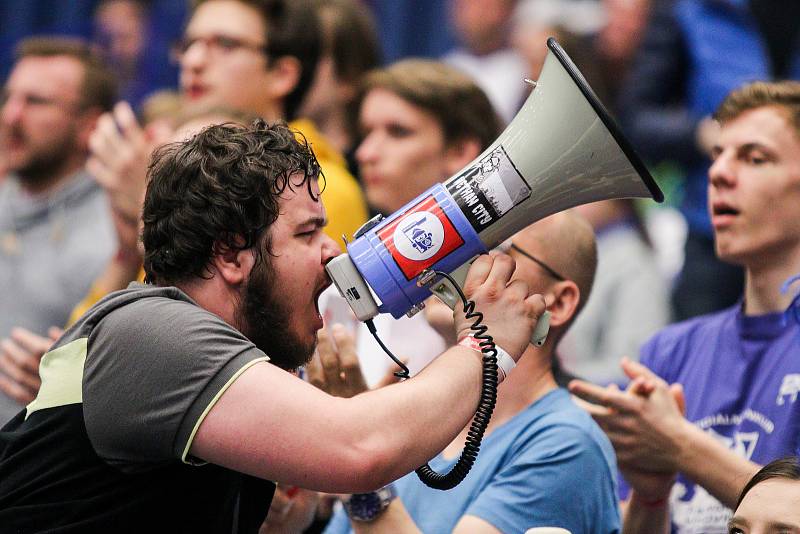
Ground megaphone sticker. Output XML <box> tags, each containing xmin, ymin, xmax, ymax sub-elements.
<box><xmin>446</xmin><ymin>145</ymin><xmax>531</xmax><ymax>233</ymax></box>
<box><xmin>377</xmin><ymin>195</ymin><xmax>465</xmax><ymax>281</ymax></box>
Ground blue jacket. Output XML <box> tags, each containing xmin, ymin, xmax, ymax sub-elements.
<box><xmin>619</xmin><ymin>0</ymin><xmax>800</xmax><ymax>236</ymax></box>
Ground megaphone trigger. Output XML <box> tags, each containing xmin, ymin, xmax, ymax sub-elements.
<box><xmin>426</xmin><ymin>260</ymin><xmax>472</xmax><ymax>310</ymax></box>
<box><xmin>429</xmin><ymin>277</ymin><xmax>460</xmax><ymax>310</ymax></box>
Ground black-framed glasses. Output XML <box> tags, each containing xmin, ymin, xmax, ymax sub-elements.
<box><xmin>509</xmin><ymin>242</ymin><xmax>566</xmax><ymax>281</ymax></box>
<box><xmin>170</xmin><ymin>34</ymin><xmax>269</xmax><ymax>63</ymax></box>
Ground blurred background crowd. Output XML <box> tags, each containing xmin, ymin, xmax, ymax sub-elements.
<box><xmin>3</xmin><ymin>0</ymin><xmax>800</xmax><ymax>532</ymax></box>
<box><xmin>3</xmin><ymin>0</ymin><xmax>791</xmax><ymax>408</ymax></box>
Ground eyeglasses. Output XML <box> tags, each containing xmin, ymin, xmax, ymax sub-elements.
<box><xmin>509</xmin><ymin>242</ymin><xmax>566</xmax><ymax>281</ymax></box>
<box><xmin>171</xmin><ymin>34</ymin><xmax>269</xmax><ymax>62</ymax></box>
<box><xmin>0</xmin><ymin>89</ymin><xmax>84</xmax><ymax>114</ymax></box>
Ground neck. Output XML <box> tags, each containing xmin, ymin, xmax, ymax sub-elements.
<box><xmin>257</xmin><ymin>100</ymin><xmax>285</xmax><ymax>124</ymax></box>
<box><xmin>175</xmin><ymin>274</ymin><xmax>241</xmax><ymax>330</ymax></box>
<box><xmin>310</xmin><ymin>107</ymin><xmax>351</xmax><ymax>154</ymax></box>
<box><xmin>743</xmin><ymin>244</ymin><xmax>800</xmax><ymax>314</ymax></box>
<box><xmin>495</xmin><ymin>344</ymin><xmax>558</xmax><ymax>413</ymax></box>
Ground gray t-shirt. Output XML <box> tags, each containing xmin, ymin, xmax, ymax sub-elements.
<box><xmin>69</xmin><ymin>283</ymin><xmax>268</xmax><ymax>467</ymax></box>
<box><xmin>0</xmin><ymin>283</ymin><xmax>274</xmax><ymax>533</ymax></box>
<box><xmin>0</xmin><ymin>171</ymin><xmax>116</xmax><ymax>422</ymax></box>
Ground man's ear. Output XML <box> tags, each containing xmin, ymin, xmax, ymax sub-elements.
<box><xmin>210</xmin><ymin>243</ymin><xmax>255</xmax><ymax>287</ymax></box>
<box><xmin>443</xmin><ymin>137</ymin><xmax>482</xmax><ymax>176</ymax></box>
<box><xmin>545</xmin><ymin>280</ymin><xmax>580</xmax><ymax>328</ymax></box>
<box><xmin>267</xmin><ymin>56</ymin><xmax>302</xmax><ymax>101</ymax></box>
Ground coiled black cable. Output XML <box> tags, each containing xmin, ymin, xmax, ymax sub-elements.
<box><xmin>414</xmin><ymin>270</ymin><xmax>499</xmax><ymax>490</ymax></box>
<box><xmin>366</xmin><ymin>270</ymin><xmax>499</xmax><ymax>490</ymax></box>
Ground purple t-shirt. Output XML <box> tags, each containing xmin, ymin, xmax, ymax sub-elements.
<box><xmin>625</xmin><ymin>303</ymin><xmax>800</xmax><ymax>533</ymax></box>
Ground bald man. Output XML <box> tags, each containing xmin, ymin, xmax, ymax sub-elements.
<box><xmin>320</xmin><ymin>212</ymin><xmax>621</xmax><ymax>534</ymax></box>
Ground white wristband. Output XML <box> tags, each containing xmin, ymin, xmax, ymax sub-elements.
<box><xmin>458</xmin><ymin>336</ymin><xmax>516</xmax><ymax>383</ymax></box>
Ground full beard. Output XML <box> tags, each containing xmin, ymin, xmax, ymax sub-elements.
<box><xmin>6</xmin><ymin>129</ymin><xmax>77</xmax><ymax>188</ymax></box>
<box><xmin>239</xmin><ymin>258</ymin><xmax>317</xmax><ymax>371</ymax></box>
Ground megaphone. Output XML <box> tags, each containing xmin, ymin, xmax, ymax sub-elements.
<box><xmin>326</xmin><ymin>38</ymin><xmax>663</xmax><ymax>324</ymax></box>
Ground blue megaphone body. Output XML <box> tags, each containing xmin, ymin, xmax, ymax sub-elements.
<box><xmin>326</xmin><ymin>39</ymin><xmax>662</xmax><ymax>328</ymax></box>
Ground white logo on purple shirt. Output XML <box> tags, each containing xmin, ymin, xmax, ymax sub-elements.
<box><xmin>777</xmin><ymin>374</ymin><xmax>800</xmax><ymax>405</ymax></box>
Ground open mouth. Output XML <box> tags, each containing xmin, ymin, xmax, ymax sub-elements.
<box><xmin>185</xmin><ymin>84</ymin><xmax>207</xmax><ymax>99</ymax></box>
<box><xmin>712</xmin><ymin>202</ymin><xmax>740</xmax><ymax>217</ymax></box>
<box><xmin>313</xmin><ymin>276</ymin><xmax>333</xmax><ymax>315</ymax></box>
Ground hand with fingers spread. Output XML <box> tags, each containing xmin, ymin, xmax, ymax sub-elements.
<box><xmin>569</xmin><ymin>358</ymin><xmax>688</xmax><ymax>472</ymax></box>
<box><xmin>0</xmin><ymin>326</ymin><xmax>63</xmax><ymax>404</ymax></box>
<box><xmin>569</xmin><ymin>357</ymin><xmax>689</xmax><ymax>501</ymax></box>
<box><xmin>457</xmin><ymin>252</ymin><xmax>548</xmax><ymax>362</ymax></box>
<box><xmin>307</xmin><ymin>324</ymin><xmax>369</xmax><ymax>398</ymax></box>
<box><xmin>86</xmin><ymin>101</ymin><xmax>155</xmax><ymax>256</ymax></box>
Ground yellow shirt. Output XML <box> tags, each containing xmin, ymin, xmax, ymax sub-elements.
<box><xmin>67</xmin><ymin>267</ymin><xmax>145</xmax><ymax>327</ymax></box>
<box><xmin>289</xmin><ymin>119</ymin><xmax>368</xmax><ymax>248</ymax></box>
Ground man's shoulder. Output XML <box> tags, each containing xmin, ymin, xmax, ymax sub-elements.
<box><xmin>514</xmin><ymin>389</ymin><xmax>615</xmax><ymax>458</ymax></box>
<box><xmin>640</xmin><ymin>305</ymin><xmax>741</xmax><ymax>382</ymax></box>
<box><xmin>644</xmin><ymin>305</ymin><xmax>738</xmax><ymax>353</ymax></box>
<box><xmin>463</xmin><ymin>389</ymin><xmax>619</xmax><ymax>533</ymax></box>
<box><xmin>71</xmin><ymin>283</ymin><xmax>236</xmax><ymax>349</ymax></box>
<box><xmin>78</xmin><ymin>284</ymin><xmax>195</xmax><ymax>325</ymax></box>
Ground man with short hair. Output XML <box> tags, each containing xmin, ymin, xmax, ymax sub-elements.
<box><xmin>0</xmin><ymin>120</ymin><xmax>546</xmax><ymax>533</ymax></box>
<box><xmin>176</xmin><ymin>0</ymin><xmax>367</xmax><ymax>244</ymax></box>
<box><xmin>321</xmin><ymin>212</ymin><xmax>621</xmax><ymax>534</ymax></box>
<box><xmin>571</xmin><ymin>80</ymin><xmax>800</xmax><ymax>533</ymax></box>
<box><xmin>0</xmin><ymin>37</ymin><xmax>117</xmax><ymax>422</ymax></box>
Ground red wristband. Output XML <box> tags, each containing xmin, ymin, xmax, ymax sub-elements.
<box><xmin>457</xmin><ymin>336</ymin><xmax>515</xmax><ymax>383</ymax></box>
<box><xmin>634</xmin><ymin>493</ymin><xmax>669</xmax><ymax>508</ymax></box>
<box><xmin>458</xmin><ymin>335</ymin><xmax>483</xmax><ymax>353</ymax></box>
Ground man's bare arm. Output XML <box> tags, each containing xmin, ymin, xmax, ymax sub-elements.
<box><xmin>673</xmin><ymin>421</ymin><xmax>760</xmax><ymax>508</ymax></box>
<box><xmin>191</xmin><ymin>254</ymin><xmax>546</xmax><ymax>493</ymax></box>
<box><xmin>192</xmin><ymin>345</ymin><xmax>483</xmax><ymax>493</ymax></box>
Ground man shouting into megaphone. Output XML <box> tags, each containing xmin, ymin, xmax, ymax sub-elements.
<box><xmin>0</xmin><ymin>120</ymin><xmax>546</xmax><ymax>533</ymax></box>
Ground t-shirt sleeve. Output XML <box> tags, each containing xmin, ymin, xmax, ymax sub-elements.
<box><xmin>82</xmin><ymin>297</ymin><xmax>269</xmax><ymax>473</ymax></box>
<box><xmin>464</xmin><ymin>424</ymin><xmax>620</xmax><ymax>534</ymax></box>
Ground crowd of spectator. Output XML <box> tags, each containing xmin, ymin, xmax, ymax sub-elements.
<box><xmin>1</xmin><ymin>1</ymin><xmax>799</xmax><ymax>533</ymax></box>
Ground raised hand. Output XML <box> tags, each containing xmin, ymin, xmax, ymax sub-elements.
<box><xmin>307</xmin><ymin>324</ymin><xmax>369</xmax><ymax>398</ymax></box>
<box><xmin>0</xmin><ymin>326</ymin><xmax>62</xmax><ymax>404</ymax></box>
<box><xmin>86</xmin><ymin>101</ymin><xmax>155</xmax><ymax>241</ymax></box>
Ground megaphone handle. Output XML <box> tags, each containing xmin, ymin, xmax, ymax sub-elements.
<box><xmin>428</xmin><ymin>273</ymin><xmax>551</xmax><ymax>347</ymax></box>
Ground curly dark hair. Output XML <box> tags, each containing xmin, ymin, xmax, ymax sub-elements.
<box><xmin>142</xmin><ymin>119</ymin><xmax>322</xmax><ymax>285</ymax></box>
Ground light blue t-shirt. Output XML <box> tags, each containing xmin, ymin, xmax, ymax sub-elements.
<box><xmin>325</xmin><ymin>388</ymin><xmax>620</xmax><ymax>534</ymax></box>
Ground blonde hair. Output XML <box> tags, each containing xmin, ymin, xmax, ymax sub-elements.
<box><xmin>715</xmin><ymin>80</ymin><xmax>800</xmax><ymax>136</ymax></box>
<box><xmin>358</xmin><ymin>59</ymin><xmax>502</xmax><ymax>150</ymax></box>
